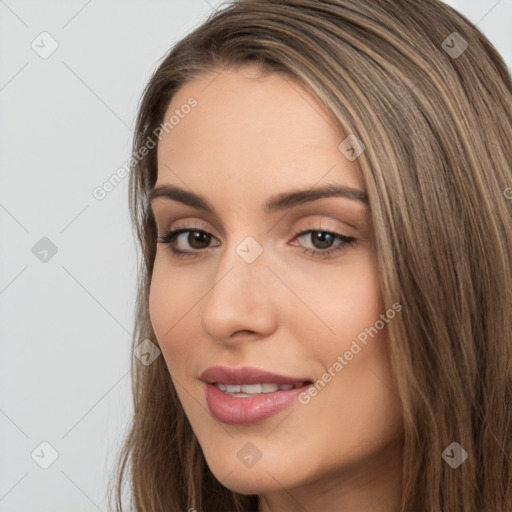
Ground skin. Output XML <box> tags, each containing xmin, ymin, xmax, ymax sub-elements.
<box><xmin>149</xmin><ymin>64</ymin><xmax>404</xmax><ymax>512</ymax></box>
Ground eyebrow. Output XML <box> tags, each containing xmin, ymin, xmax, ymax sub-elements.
<box><xmin>148</xmin><ymin>183</ymin><xmax>369</xmax><ymax>214</ymax></box>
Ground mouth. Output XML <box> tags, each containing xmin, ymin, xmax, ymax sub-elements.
<box><xmin>200</xmin><ymin>366</ymin><xmax>313</xmax><ymax>425</ymax></box>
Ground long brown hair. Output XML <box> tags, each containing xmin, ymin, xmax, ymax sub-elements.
<box><xmin>109</xmin><ymin>1</ymin><xmax>512</xmax><ymax>510</ymax></box>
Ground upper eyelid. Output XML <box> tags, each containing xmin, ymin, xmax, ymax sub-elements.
<box><xmin>159</xmin><ymin>217</ymin><xmax>350</xmax><ymax>235</ymax></box>
<box><xmin>153</xmin><ymin>207</ymin><xmax>364</xmax><ymax>230</ymax></box>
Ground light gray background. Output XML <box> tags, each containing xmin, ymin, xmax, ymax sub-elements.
<box><xmin>0</xmin><ymin>1</ymin><xmax>510</xmax><ymax>510</ymax></box>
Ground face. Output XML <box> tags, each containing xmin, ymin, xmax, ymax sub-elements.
<box><xmin>149</xmin><ymin>64</ymin><xmax>403</xmax><ymax>501</ymax></box>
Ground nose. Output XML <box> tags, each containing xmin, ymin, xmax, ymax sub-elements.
<box><xmin>200</xmin><ymin>238</ymin><xmax>278</xmax><ymax>346</ymax></box>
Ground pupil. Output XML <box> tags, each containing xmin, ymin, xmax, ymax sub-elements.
<box><xmin>313</xmin><ymin>231</ymin><xmax>333</xmax><ymax>249</ymax></box>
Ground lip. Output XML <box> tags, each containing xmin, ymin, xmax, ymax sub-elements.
<box><xmin>200</xmin><ymin>365</ymin><xmax>312</xmax><ymax>425</ymax></box>
<box><xmin>200</xmin><ymin>365</ymin><xmax>310</xmax><ymax>385</ymax></box>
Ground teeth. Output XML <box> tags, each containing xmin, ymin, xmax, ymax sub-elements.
<box><xmin>215</xmin><ymin>382</ymin><xmax>305</xmax><ymax>394</ymax></box>
<box><xmin>241</xmin><ymin>384</ymin><xmax>262</xmax><ymax>394</ymax></box>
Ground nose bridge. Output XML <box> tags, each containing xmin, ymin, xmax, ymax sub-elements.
<box><xmin>200</xmin><ymin>231</ymin><xmax>277</xmax><ymax>340</ymax></box>
<box><xmin>213</xmin><ymin>232</ymin><xmax>271</xmax><ymax>309</ymax></box>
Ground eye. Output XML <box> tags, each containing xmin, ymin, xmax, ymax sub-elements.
<box><xmin>292</xmin><ymin>228</ymin><xmax>356</xmax><ymax>258</ymax></box>
<box><xmin>156</xmin><ymin>227</ymin><xmax>220</xmax><ymax>258</ymax></box>
<box><xmin>156</xmin><ymin>226</ymin><xmax>356</xmax><ymax>259</ymax></box>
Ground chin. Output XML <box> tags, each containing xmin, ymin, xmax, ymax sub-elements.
<box><xmin>211</xmin><ymin>467</ymin><xmax>284</xmax><ymax>495</ymax></box>
<box><xmin>202</xmin><ymin>445</ymin><xmax>316</xmax><ymax>496</ymax></box>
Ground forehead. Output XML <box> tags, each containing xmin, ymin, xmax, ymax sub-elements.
<box><xmin>156</xmin><ymin>65</ymin><xmax>364</xmax><ymax>195</ymax></box>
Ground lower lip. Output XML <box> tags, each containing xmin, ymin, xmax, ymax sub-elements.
<box><xmin>204</xmin><ymin>383</ymin><xmax>310</xmax><ymax>425</ymax></box>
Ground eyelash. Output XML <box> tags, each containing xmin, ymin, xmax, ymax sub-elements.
<box><xmin>156</xmin><ymin>225</ymin><xmax>356</xmax><ymax>259</ymax></box>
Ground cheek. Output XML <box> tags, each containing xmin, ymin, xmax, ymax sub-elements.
<box><xmin>148</xmin><ymin>266</ymin><xmax>171</xmax><ymax>343</ymax></box>
<box><xmin>148</xmin><ymin>255</ymin><xmax>204</xmax><ymax>336</ymax></box>
<box><xmin>294</xmin><ymin>253</ymin><xmax>394</xmax><ymax>420</ymax></box>
<box><xmin>337</xmin><ymin>263</ymin><xmax>381</xmax><ymax>333</ymax></box>
<box><xmin>148</xmin><ymin>262</ymin><xmax>194</xmax><ymax>369</ymax></box>
<box><xmin>295</xmin><ymin>253</ymin><xmax>382</xmax><ymax>348</ymax></box>
<box><xmin>323</xmin><ymin>256</ymin><xmax>390</xmax><ymax>387</ymax></box>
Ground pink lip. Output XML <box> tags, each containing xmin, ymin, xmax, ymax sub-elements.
<box><xmin>200</xmin><ymin>365</ymin><xmax>312</xmax><ymax>425</ymax></box>
<box><xmin>200</xmin><ymin>365</ymin><xmax>310</xmax><ymax>385</ymax></box>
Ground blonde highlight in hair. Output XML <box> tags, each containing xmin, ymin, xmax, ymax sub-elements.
<box><xmin>109</xmin><ymin>1</ymin><xmax>512</xmax><ymax>510</ymax></box>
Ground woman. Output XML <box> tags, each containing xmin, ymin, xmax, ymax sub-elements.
<box><xmin>110</xmin><ymin>1</ymin><xmax>512</xmax><ymax>510</ymax></box>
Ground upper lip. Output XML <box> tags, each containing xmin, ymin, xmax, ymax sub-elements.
<box><xmin>200</xmin><ymin>365</ymin><xmax>311</xmax><ymax>385</ymax></box>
